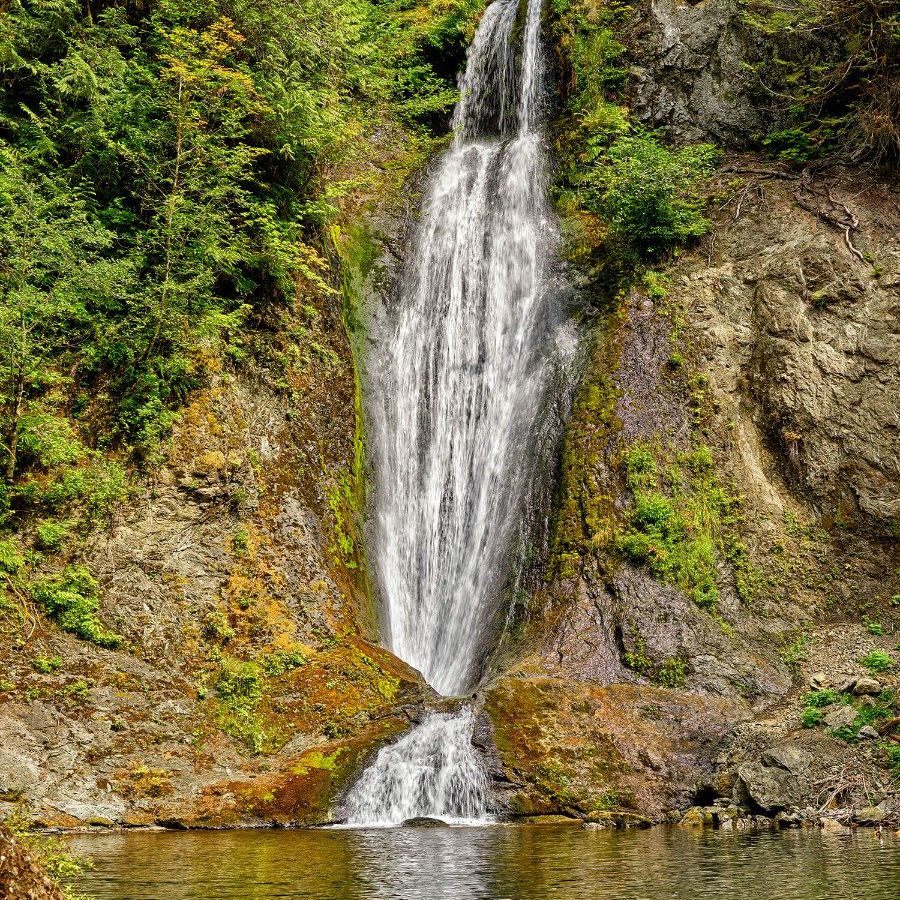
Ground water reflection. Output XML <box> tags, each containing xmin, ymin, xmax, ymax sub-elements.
<box><xmin>67</xmin><ymin>824</ymin><xmax>900</xmax><ymax>900</ymax></box>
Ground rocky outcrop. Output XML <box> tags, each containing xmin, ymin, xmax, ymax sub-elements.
<box><xmin>630</xmin><ymin>0</ymin><xmax>770</xmax><ymax>145</ymax></box>
<box><xmin>484</xmin><ymin>164</ymin><xmax>900</xmax><ymax>822</ymax></box>
<box><xmin>686</xmin><ymin>166</ymin><xmax>900</xmax><ymax>532</ymax></box>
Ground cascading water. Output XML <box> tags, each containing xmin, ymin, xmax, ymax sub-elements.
<box><xmin>345</xmin><ymin>0</ymin><xmax>568</xmax><ymax>826</ymax></box>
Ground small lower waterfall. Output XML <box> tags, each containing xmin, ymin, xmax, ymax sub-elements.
<box><xmin>345</xmin><ymin>0</ymin><xmax>566</xmax><ymax>825</ymax></box>
<box><xmin>345</xmin><ymin>710</ymin><xmax>488</xmax><ymax>826</ymax></box>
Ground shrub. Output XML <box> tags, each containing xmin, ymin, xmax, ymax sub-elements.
<box><xmin>656</xmin><ymin>657</ymin><xmax>687</xmax><ymax>688</ymax></box>
<box><xmin>215</xmin><ymin>659</ymin><xmax>262</xmax><ymax>704</ymax></box>
<box><xmin>17</xmin><ymin>414</ymin><xmax>83</xmax><ymax>469</ymax></box>
<box><xmin>31</xmin><ymin>566</ymin><xmax>121</xmax><ymax>648</ymax></box>
<box><xmin>861</xmin><ymin>650</ymin><xmax>894</xmax><ymax>674</ymax></box>
<box><xmin>202</xmin><ymin>609</ymin><xmax>236</xmax><ymax>644</ymax></box>
<box><xmin>0</xmin><ymin>537</ymin><xmax>23</xmax><ymax>574</ymax></box>
<box><xmin>32</xmin><ymin>655</ymin><xmax>62</xmax><ymax>674</ymax></box>
<box><xmin>35</xmin><ymin>520</ymin><xmax>71</xmax><ymax>553</ymax></box>
<box><xmin>260</xmin><ymin>649</ymin><xmax>307</xmax><ymax>677</ymax></box>
<box><xmin>39</xmin><ymin>458</ymin><xmax>128</xmax><ymax>525</ymax></box>
<box><xmin>591</xmin><ymin>132</ymin><xmax>720</xmax><ymax>256</ymax></box>
<box><xmin>801</xmin><ymin>707</ymin><xmax>823</xmax><ymax>728</ymax></box>
<box><xmin>214</xmin><ymin>658</ymin><xmax>268</xmax><ymax>753</ymax></box>
<box><xmin>804</xmin><ymin>689</ymin><xmax>839</xmax><ymax>708</ymax></box>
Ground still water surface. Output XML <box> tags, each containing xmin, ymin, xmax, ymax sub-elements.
<box><xmin>67</xmin><ymin>824</ymin><xmax>900</xmax><ymax>900</ymax></box>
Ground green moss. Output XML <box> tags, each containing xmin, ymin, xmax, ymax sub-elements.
<box><xmin>549</xmin><ymin>321</ymin><xmax>624</xmax><ymax>580</ymax></box>
<box><xmin>614</xmin><ymin>441</ymin><xmax>753</xmax><ymax>614</ymax></box>
<box><xmin>32</xmin><ymin>654</ymin><xmax>62</xmax><ymax>674</ymax></box>
<box><xmin>623</xmin><ymin>635</ymin><xmax>687</xmax><ymax>687</ymax></box>
<box><xmin>327</xmin><ymin>473</ymin><xmax>359</xmax><ymax>570</ymax></box>
<box><xmin>292</xmin><ymin>748</ymin><xmax>345</xmax><ymax>775</ymax></box>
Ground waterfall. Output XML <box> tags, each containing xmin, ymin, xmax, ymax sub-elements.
<box><xmin>346</xmin><ymin>0</ymin><xmax>565</xmax><ymax>826</ymax></box>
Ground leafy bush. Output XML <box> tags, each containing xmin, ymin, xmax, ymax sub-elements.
<box><xmin>38</xmin><ymin>458</ymin><xmax>128</xmax><ymax>525</ymax></box>
<box><xmin>0</xmin><ymin>537</ymin><xmax>23</xmax><ymax>574</ymax></box>
<box><xmin>656</xmin><ymin>657</ymin><xmax>687</xmax><ymax>688</ymax></box>
<box><xmin>590</xmin><ymin>133</ymin><xmax>720</xmax><ymax>255</ymax></box>
<box><xmin>804</xmin><ymin>689</ymin><xmax>839</xmax><ymax>707</ymax></box>
<box><xmin>617</xmin><ymin>489</ymin><xmax>719</xmax><ymax>612</ymax></box>
<box><xmin>31</xmin><ymin>566</ymin><xmax>121</xmax><ymax>648</ymax></box>
<box><xmin>215</xmin><ymin>659</ymin><xmax>263</xmax><ymax>704</ymax></box>
<box><xmin>801</xmin><ymin>707</ymin><xmax>823</xmax><ymax>728</ymax></box>
<box><xmin>202</xmin><ymin>609</ymin><xmax>236</xmax><ymax>644</ymax></box>
<box><xmin>35</xmin><ymin>520</ymin><xmax>72</xmax><ymax>553</ymax></box>
<box><xmin>861</xmin><ymin>650</ymin><xmax>894</xmax><ymax>674</ymax></box>
<box><xmin>17</xmin><ymin>414</ymin><xmax>84</xmax><ymax>469</ymax></box>
<box><xmin>214</xmin><ymin>657</ymin><xmax>269</xmax><ymax>753</ymax></box>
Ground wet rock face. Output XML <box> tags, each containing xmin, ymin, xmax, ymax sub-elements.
<box><xmin>630</xmin><ymin>0</ymin><xmax>769</xmax><ymax>145</ymax></box>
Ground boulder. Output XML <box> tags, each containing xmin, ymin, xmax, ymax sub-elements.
<box><xmin>401</xmin><ymin>817</ymin><xmax>449</xmax><ymax>827</ymax></box>
<box><xmin>824</xmin><ymin>706</ymin><xmax>858</xmax><ymax>729</ymax></box>
<box><xmin>852</xmin><ymin>677</ymin><xmax>882</xmax><ymax>696</ymax></box>
<box><xmin>735</xmin><ymin>746</ymin><xmax>811</xmax><ymax>813</ymax></box>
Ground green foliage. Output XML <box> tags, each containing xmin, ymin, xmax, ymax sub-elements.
<box><xmin>31</xmin><ymin>565</ymin><xmax>121</xmax><ymax>648</ymax></box>
<box><xmin>656</xmin><ymin>656</ymin><xmax>687</xmax><ymax>689</ymax></box>
<box><xmin>202</xmin><ymin>609</ymin><xmax>236</xmax><ymax>644</ymax></box>
<box><xmin>0</xmin><ymin>0</ymin><xmax>482</xmax><ymax>530</ymax></box>
<box><xmin>884</xmin><ymin>743</ymin><xmax>900</xmax><ymax>782</ymax></box>
<box><xmin>623</xmin><ymin>636</ymin><xmax>687</xmax><ymax>687</ymax></box>
<box><xmin>781</xmin><ymin>632</ymin><xmax>810</xmax><ymax>668</ymax></box>
<box><xmin>260</xmin><ymin>648</ymin><xmax>307</xmax><ymax>677</ymax></box>
<box><xmin>804</xmin><ymin>689</ymin><xmax>839</xmax><ymax>707</ymax></box>
<box><xmin>801</xmin><ymin>706</ymin><xmax>823</xmax><ymax>728</ymax></box>
<box><xmin>35</xmin><ymin>519</ymin><xmax>72</xmax><ymax>553</ymax></box>
<box><xmin>0</xmin><ymin>537</ymin><xmax>24</xmax><ymax>574</ymax></box>
<box><xmin>213</xmin><ymin>656</ymin><xmax>268</xmax><ymax>753</ymax></box>
<box><xmin>762</xmin><ymin>128</ymin><xmax>815</xmax><ymax>165</ymax></box>
<box><xmin>588</xmin><ymin>134</ymin><xmax>720</xmax><ymax>255</ymax></box>
<box><xmin>866</xmin><ymin>621</ymin><xmax>884</xmax><ymax>635</ymax></box>
<box><xmin>861</xmin><ymin>650</ymin><xmax>894</xmax><ymax>674</ymax></box>
<box><xmin>550</xmin><ymin>0</ymin><xmax>720</xmax><ymax>267</ymax></box>
<box><xmin>623</xmin><ymin>444</ymin><xmax>657</xmax><ymax>491</ymax></box>
<box><xmin>3</xmin><ymin>806</ymin><xmax>92</xmax><ymax>898</ymax></box>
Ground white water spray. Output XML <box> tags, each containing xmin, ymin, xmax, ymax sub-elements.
<box><xmin>346</xmin><ymin>0</ymin><xmax>563</xmax><ymax>826</ymax></box>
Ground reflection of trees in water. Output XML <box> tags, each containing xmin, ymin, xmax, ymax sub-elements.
<box><xmin>66</xmin><ymin>826</ymin><xmax>900</xmax><ymax>899</ymax></box>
